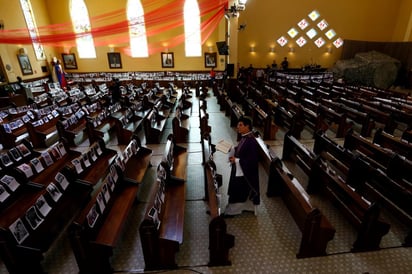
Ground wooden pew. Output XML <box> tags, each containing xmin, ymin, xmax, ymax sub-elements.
<box><xmin>343</xmin><ymin>130</ymin><xmax>397</xmax><ymax>168</ymax></box>
<box><xmin>201</xmin><ymin>133</ymin><xmax>216</xmax><ymax>200</ymax></box>
<box><xmin>321</xmin><ymin>99</ymin><xmax>375</xmax><ymax>137</ymax></box>
<box><xmin>26</xmin><ymin>112</ymin><xmax>61</xmax><ymax>148</ymax></box>
<box><xmin>143</xmin><ymin>107</ymin><xmax>169</xmax><ymax>144</ymax></box>
<box><xmin>402</xmin><ymin>127</ymin><xmax>412</xmax><ymax>142</ymax></box>
<box><xmin>281</xmin><ymin>132</ymin><xmax>390</xmax><ymax>251</ymax></box>
<box><xmin>353</xmin><ymin>161</ymin><xmax>412</xmax><ymax>247</ymax></box>
<box><xmin>216</xmin><ymin>86</ymin><xmax>227</xmax><ymax>111</ymax></box>
<box><xmin>282</xmin><ymin>133</ymin><xmax>317</xmax><ymax>178</ymax></box>
<box><xmin>121</xmin><ymin>136</ymin><xmax>153</xmax><ymax>184</ymax></box>
<box><xmin>86</xmin><ymin>103</ymin><xmax>123</xmax><ymax>145</ymax></box>
<box><xmin>377</xmin><ymin>103</ymin><xmax>412</xmax><ymax>130</ymax></box>
<box><xmin>177</xmin><ymin>90</ymin><xmax>193</xmax><ymax>111</ymax></box>
<box><xmin>199</xmin><ymin>107</ymin><xmax>211</xmax><ymax>136</ymax></box>
<box><xmin>172</xmin><ymin>109</ymin><xmax>189</xmax><ymax>143</ymax></box>
<box><xmin>339</xmin><ymin>130</ymin><xmax>411</xmax><ymax>187</ymax></box>
<box><xmin>204</xmin><ymin>159</ymin><xmax>235</xmax><ymax>266</ymax></box>
<box><xmin>317</xmin><ymin>104</ymin><xmax>352</xmax><ymax>138</ymax></box>
<box><xmin>247</xmin><ymin>100</ymin><xmax>278</xmax><ymax>140</ymax></box>
<box><xmin>199</xmin><ymin>97</ymin><xmax>207</xmax><ymax>111</ymax></box>
<box><xmin>254</xmin><ymin>132</ymin><xmax>335</xmax><ymax>257</ymax></box>
<box><xmin>224</xmin><ymin>96</ymin><xmax>233</xmax><ymax>117</ymax></box>
<box><xmin>69</xmin><ymin>138</ymin><xmax>150</xmax><ymax>273</ymax></box>
<box><xmin>139</xmin><ymin>134</ymin><xmax>187</xmax><ymax>270</ymax></box>
<box><xmin>361</xmin><ymin>103</ymin><xmax>398</xmax><ymax>135</ymax></box>
<box><xmin>308</xmin><ymin>155</ymin><xmax>390</xmax><ymax>252</ymax></box>
<box><xmin>0</xmin><ymin>140</ymin><xmax>40</xmax><ymax>210</ymax></box>
<box><xmin>269</xmin><ymin>158</ymin><xmax>336</xmax><ymax>258</ymax></box>
<box><xmin>273</xmin><ymin>104</ymin><xmax>304</xmax><ymax>139</ymax></box>
<box><xmin>0</xmin><ymin>141</ymin><xmax>92</xmax><ymax>274</ymax></box>
<box><xmin>162</xmin><ymin>134</ymin><xmax>187</xmax><ymax>182</ymax></box>
<box><xmin>64</xmin><ymin>139</ymin><xmax>118</xmax><ymax>187</ymax></box>
<box><xmin>230</xmin><ymin>103</ymin><xmax>244</xmax><ymax>127</ymax></box>
<box><xmin>373</xmin><ymin>128</ymin><xmax>412</xmax><ymax>160</ymax></box>
<box><xmin>112</xmin><ymin>106</ymin><xmax>145</xmax><ymax>145</ymax></box>
<box><xmin>0</xmin><ymin>116</ymin><xmax>30</xmax><ymax>149</ymax></box>
<box><xmin>275</xmin><ymin>97</ymin><xmax>322</xmax><ymax>138</ymax></box>
<box><xmin>312</xmin><ymin>130</ymin><xmax>375</xmax><ymax>187</ymax></box>
<box><xmin>56</xmin><ymin>109</ymin><xmax>88</xmax><ymax>147</ymax></box>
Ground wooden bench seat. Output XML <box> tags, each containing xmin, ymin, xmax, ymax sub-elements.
<box><xmin>254</xmin><ymin>133</ymin><xmax>335</xmax><ymax>257</ymax></box>
<box><xmin>282</xmin><ymin>133</ymin><xmax>317</xmax><ymax>177</ymax></box>
<box><xmin>280</xmin><ymin>133</ymin><xmax>390</xmax><ymax>251</ymax></box>
<box><xmin>143</xmin><ymin>108</ymin><xmax>168</xmax><ymax>144</ymax></box>
<box><xmin>245</xmin><ymin>99</ymin><xmax>277</xmax><ymax>140</ymax></box>
<box><xmin>315</xmin><ymin>131</ymin><xmax>412</xmax><ymax>246</ymax></box>
<box><xmin>65</xmin><ymin>139</ymin><xmax>118</xmax><ymax>187</ymax></box>
<box><xmin>0</xmin><ymin>117</ymin><xmax>29</xmax><ymax>149</ymax></box>
<box><xmin>86</xmin><ymin>110</ymin><xmax>118</xmax><ymax>145</ymax></box>
<box><xmin>139</xmin><ymin>134</ymin><xmax>187</xmax><ymax>270</ymax></box>
<box><xmin>176</xmin><ymin>93</ymin><xmax>192</xmax><ymax>114</ymax></box>
<box><xmin>317</xmin><ymin>104</ymin><xmax>352</xmax><ymax>138</ymax></box>
<box><xmin>201</xmin><ymin>133</ymin><xmax>216</xmax><ymax>199</ymax></box>
<box><xmin>121</xmin><ymin>136</ymin><xmax>153</xmax><ymax>184</ymax></box>
<box><xmin>224</xmin><ymin>96</ymin><xmax>233</xmax><ymax>117</ymax></box>
<box><xmin>274</xmin><ymin>104</ymin><xmax>304</xmax><ymax>139</ymax></box>
<box><xmin>373</xmin><ymin>128</ymin><xmax>412</xmax><ymax>160</ymax></box>
<box><xmin>26</xmin><ymin>114</ymin><xmax>61</xmax><ymax>148</ymax></box>
<box><xmin>0</xmin><ymin>141</ymin><xmax>92</xmax><ymax>273</ymax></box>
<box><xmin>204</xmin><ymin>159</ymin><xmax>234</xmax><ymax>266</ymax></box>
<box><xmin>230</xmin><ymin>103</ymin><xmax>244</xmax><ymax>128</ymax></box>
<box><xmin>199</xmin><ymin>107</ymin><xmax>211</xmax><ymax>136</ymax></box>
<box><xmin>321</xmin><ymin>99</ymin><xmax>375</xmax><ymax>137</ymax></box>
<box><xmin>139</xmin><ymin>170</ymin><xmax>185</xmax><ymax>270</ymax></box>
<box><xmin>111</xmin><ymin>107</ymin><xmax>145</xmax><ymax>145</ymax></box>
<box><xmin>309</xmin><ymin>155</ymin><xmax>390</xmax><ymax>252</ymax></box>
<box><xmin>172</xmin><ymin>111</ymin><xmax>189</xmax><ymax>143</ymax></box>
<box><xmin>361</xmin><ymin>104</ymin><xmax>398</xmax><ymax>135</ymax></box>
<box><xmin>315</xmin><ymin>129</ymin><xmax>412</xmax><ymax>198</ymax></box>
<box><xmin>69</xmin><ymin>160</ymin><xmax>139</xmax><ymax>274</ymax></box>
<box><xmin>269</xmin><ymin>159</ymin><xmax>336</xmax><ymax>258</ymax></box>
<box><xmin>56</xmin><ymin>109</ymin><xmax>88</xmax><ymax>147</ymax></box>
<box><xmin>402</xmin><ymin>127</ymin><xmax>412</xmax><ymax>142</ymax></box>
<box><xmin>356</xmin><ymin>163</ymin><xmax>412</xmax><ymax>246</ymax></box>
<box><xmin>344</xmin><ymin>130</ymin><xmax>397</xmax><ymax>168</ymax></box>
<box><xmin>216</xmin><ymin>87</ymin><xmax>227</xmax><ymax>111</ymax></box>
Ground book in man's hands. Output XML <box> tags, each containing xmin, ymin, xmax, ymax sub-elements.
<box><xmin>216</xmin><ymin>139</ymin><xmax>233</xmax><ymax>154</ymax></box>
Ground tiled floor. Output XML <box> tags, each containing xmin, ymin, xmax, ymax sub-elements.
<box><xmin>1</xmin><ymin>88</ymin><xmax>412</xmax><ymax>274</ymax></box>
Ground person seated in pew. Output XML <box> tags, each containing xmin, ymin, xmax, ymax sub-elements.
<box><xmin>224</xmin><ymin>116</ymin><xmax>260</xmax><ymax>217</ymax></box>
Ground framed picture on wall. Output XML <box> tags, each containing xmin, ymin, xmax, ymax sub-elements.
<box><xmin>107</xmin><ymin>52</ymin><xmax>122</xmax><ymax>69</ymax></box>
<box><xmin>17</xmin><ymin>54</ymin><xmax>33</xmax><ymax>75</ymax></box>
<box><xmin>161</xmin><ymin>52</ymin><xmax>174</xmax><ymax>68</ymax></box>
<box><xmin>61</xmin><ymin>53</ymin><xmax>77</xmax><ymax>70</ymax></box>
<box><xmin>205</xmin><ymin>52</ymin><xmax>217</xmax><ymax>68</ymax></box>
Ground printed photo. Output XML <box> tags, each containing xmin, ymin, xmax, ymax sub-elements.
<box><xmin>25</xmin><ymin>206</ymin><xmax>44</xmax><ymax>230</ymax></box>
<box><xmin>9</xmin><ymin>218</ymin><xmax>29</xmax><ymax>244</ymax></box>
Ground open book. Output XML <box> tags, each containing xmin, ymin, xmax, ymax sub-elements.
<box><xmin>216</xmin><ymin>139</ymin><xmax>233</xmax><ymax>154</ymax></box>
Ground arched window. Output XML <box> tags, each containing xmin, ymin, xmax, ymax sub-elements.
<box><xmin>20</xmin><ymin>0</ymin><xmax>45</xmax><ymax>60</ymax></box>
<box><xmin>127</xmin><ymin>0</ymin><xmax>149</xmax><ymax>57</ymax></box>
<box><xmin>70</xmin><ymin>0</ymin><xmax>96</xmax><ymax>58</ymax></box>
<box><xmin>184</xmin><ymin>0</ymin><xmax>201</xmax><ymax>57</ymax></box>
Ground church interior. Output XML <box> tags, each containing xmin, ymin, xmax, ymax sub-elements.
<box><xmin>0</xmin><ymin>0</ymin><xmax>411</xmax><ymax>273</ymax></box>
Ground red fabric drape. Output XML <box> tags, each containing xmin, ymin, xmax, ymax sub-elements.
<box><xmin>0</xmin><ymin>0</ymin><xmax>228</xmax><ymax>55</ymax></box>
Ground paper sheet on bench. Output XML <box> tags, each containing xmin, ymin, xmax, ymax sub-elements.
<box><xmin>216</xmin><ymin>139</ymin><xmax>233</xmax><ymax>154</ymax></box>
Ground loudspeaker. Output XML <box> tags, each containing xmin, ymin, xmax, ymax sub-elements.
<box><xmin>226</xmin><ymin>64</ymin><xmax>234</xmax><ymax>77</ymax></box>
<box><xmin>216</xmin><ymin>41</ymin><xmax>229</xmax><ymax>55</ymax></box>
